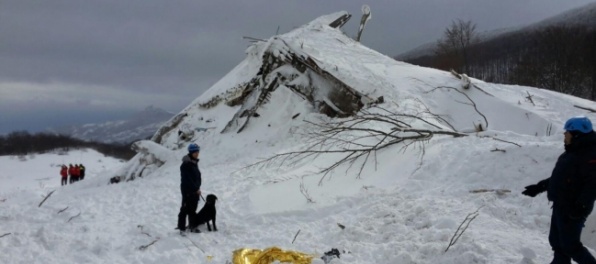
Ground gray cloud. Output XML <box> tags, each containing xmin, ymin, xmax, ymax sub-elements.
<box><xmin>1</xmin><ymin>0</ymin><xmax>594</xmax><ymax>133</ymax></box>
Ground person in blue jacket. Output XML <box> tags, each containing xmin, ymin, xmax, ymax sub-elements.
<box><xmin>523</xmin><ymin>116</ymin><xmax>596</xmax><ymax>264</ymax></box>
<box><xmin>177</xmin><ymin>143</ymin><xmax>202</xmax><ymax>234</ymax></box>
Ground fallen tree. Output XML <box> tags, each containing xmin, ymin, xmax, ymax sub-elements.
<box><xmin>247</xmin><ymin>105</ymin><xmax>466</xmax><ymax>185</ymax></box>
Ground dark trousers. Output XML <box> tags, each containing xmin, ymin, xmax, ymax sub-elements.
<box><xmin>61</xmin><ymin>178</ymin><xmax>67</xmax><ymax>186</ymax></box>
<box><xmin>80</xmin><ymin>173</ymin><xmax>85</xmax><ymax>180</ymax></box>
<box><xmin>177</xmin><ymin>192</ymin><xmax>199</xmax><ymax>231</ymax></box>
<box><xmin>549</xmin><ymin>206</ymin><xmax>596</xmax><ymax>264</ymax></box>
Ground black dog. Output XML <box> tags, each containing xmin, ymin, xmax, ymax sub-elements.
<box><xmin>191</xmin><ymin>194</ymin><xmax>218</xmax><ymax>232</ymax></box>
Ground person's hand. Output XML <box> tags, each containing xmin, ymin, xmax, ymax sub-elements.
<box><xmin>196</xmin><ymin>189</ymin><xmax>201</xmax><ymax>196</ymax></box>
<box><xmin>521</xmin><ymin>184</ymin><xmax>545</xmax><ymax>197</ymax></box>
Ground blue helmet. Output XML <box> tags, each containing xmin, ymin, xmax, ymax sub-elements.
<box><xmin>187</xmin><ymin>143</ymin><xmax>200</xmax><ymax>153</ymax></box>
<box><xmin>564</xmin><ymin>116</ymin><xmax>593</xmax><ymax>133</ymax></box>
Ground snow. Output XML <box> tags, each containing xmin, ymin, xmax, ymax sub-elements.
<box><xmin>0</xmin><ymin>149</ymin><xmax>124</xmax><ymax>194</ymax></box>
<box><xmin>132</xmin><ymin>140</ymin><xmax>177</xmax><ymax>164</ymax></box>
<box><xmin>3</xmin><ymin>12</ymin><xmax>596</xmax><ymax>264</ymax></box>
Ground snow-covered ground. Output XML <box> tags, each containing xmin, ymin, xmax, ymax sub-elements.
<box><xmin>0</xmin><ymin>149</ymin><xmax>124</xmax><ymax>193</ymax></box>
<box><xmin>3</xmin><ymin>12</ymin><xmax>596</xmax><ymax>264</ymax></box>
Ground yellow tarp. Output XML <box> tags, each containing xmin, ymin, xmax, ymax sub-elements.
<box><xmin>233</xmin><ymin>247</ymin><xmax>314</xmax><ymax>264</ymax></box>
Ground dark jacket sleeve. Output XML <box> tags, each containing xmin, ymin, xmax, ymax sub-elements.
<box><xmin>578</xmin><ymin>161</ymin><xmax>596</xmax><ymax>207</ymax></box>
<box><xmin>537</xmin><ymin>178</ymin><xmax>549</xmax><ymax>191</ymax></box>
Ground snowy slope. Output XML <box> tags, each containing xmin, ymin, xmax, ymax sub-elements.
<box><xmin>0</xmin><ymin>149</ymin><xmax>124</xmax><ymax>193</ymax></box>
<box><xmin>2</xmin><ymin>12</ymin><xmax>596</xmax><ymax>264</ymax></box>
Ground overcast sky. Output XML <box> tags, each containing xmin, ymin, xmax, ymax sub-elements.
<box><xmin>1</xmin><ymin>0</ymin><xmax>595</xmax><ymax>133</ymax></box>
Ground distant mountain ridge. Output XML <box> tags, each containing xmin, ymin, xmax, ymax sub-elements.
<box><xmin>397</xmin><ymin>1</ymin><xmax>596</xmax><ymax>60</ymax></box>
<box><xmin>528</xmin><ymin>1</ymin><xmax>596</xmax><ymax>29</ymax></box>
<box><xmin>397</xmin><ymin>27</ymin><xmax>517</xmax><ymax>60</ymax></box>
<box><xmin>50</xmin><ymin>106</ymin><xmax>174</xmax><ymax>144</ymax></box>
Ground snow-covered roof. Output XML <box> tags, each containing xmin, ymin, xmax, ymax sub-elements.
<box><xmin>186</xmin><ymin>12</ymin><xmax>592</xmax><ymax>137</ymax></box>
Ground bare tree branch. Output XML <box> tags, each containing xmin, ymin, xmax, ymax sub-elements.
<box><xmin>245</xmin><ymin>105</ymin><xmax>467</xmax><ymax>186</ymax></box>
<box><xmin>57</xmin><ymin>206</ymin><xmax>69</xmax><ymax>214</ymax></box>
<box><xmin>38</xmin><ymin>190</ymin><xmax>55</xmax><ymax>208</ymax></box>
<box><xmin>471</xmin><ymin>83</ymin><xmax>494</xmax><ymax>97</ymax></box>
<box><xmin>445</xmin><ymin>206</ymin><xmax>482</xmax><ymax>252</ymax></box>
<box><xmin>470</xmin><ymin>189</ymin><xmax>510</xmax><ymax>195</ymax></box>
<box><xmin>0</xmin><ymin>233</ymin><xmax>11</xmax><ymax>239</ymax></box>
<box><xmin>411</xmin><ymin>78</ymin><xmax>488</xmax><ymax>130</ymax></box>
<box><xmin>137</xmin><ymin>225</ymin><xmax>152</xmax><ymax>237</ymax></box>
<box><xmin>424</xmin><ymin>86</ymin><xmax>489</xmax><ymax>130</ymax></box>
<box><xmin>574</xmin><ymin>105</ymin><xmax>596</xmax><ymax>113</ymax></box>
<box><xmin>547</xmin><ymin>123</ymin><xmax>553</xmax><ymax>137</ymax></box>
<box><xmin>67</xmin><ymin>212</ymin><xmax>81</xmax><ymax>223</ymax></box>
<box><xmin>413</xmin><ymin>98</ymin><xmax>457</xmax><ymax>131</ymax></box>
<box><xmin>138</xmin><ymin>238</ymin><xmax>160</xmax><ymax>251</ymax></box>
<box><xmin>483</xmin><ymin>136</ymin><xmax>522</xmax><ymax>147</ymax></box>
<box><xmin>299</xmin><ymin>181</ymin><xmax>315</xmax><ymax>203</ymax></box>
<box><xmin>525</xmin><ymin>91</ymin><xmax>536</xmax><ymax>106</ymax></box>
<box><xmin>291</xmin><ymin>229</ymin><xmax>301</xmax><ymax>244</ymax></box>
<box><xmin>411</xmin><ymin>141</ymin><xmax>428</xmax><ymax>176</ymax></box>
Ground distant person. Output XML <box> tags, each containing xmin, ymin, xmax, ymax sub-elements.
<box><xmin>60</xmin><ymin>165</ymin><xmax>68</xmax><ymax>186</ymax></box>
<box><xmin>68</xmin><ymin>164</ymin><xmax>75</xmax><ymax>184</ymax></box>
<box><xmin>72</xmin><ymin>164</ymin><xmax>80</xmax><ymax>182</ymax></box>
<box><xmin>522</xmin><ymin>116</ymin><xmax>596</xmax><ymax>264</ymax></box>
<box><xmin>79</xmin><ymin>164</ymin><xmax>86</xmax><ymax>180</ymax></box>
<box><xmin>177</xmin><ymin>143</ymin><xmax>202</xmax><ymax>235</ymax></box>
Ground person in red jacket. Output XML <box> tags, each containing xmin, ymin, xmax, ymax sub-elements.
<box><xmin>60</xmin><ymin>165</ymin><xmax>68</xmax><ymax>186</ymax></box>
<box><xmin>73</xmin><ymin>164</ymin><xmax>80</xmax><ymax>182</ymax></box>
<box><xmin>68</xmin><ymin>164</ymin><xmax>75</xmax><ymax>184</ymax></box>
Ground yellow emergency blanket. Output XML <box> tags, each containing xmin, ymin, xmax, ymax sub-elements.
<box><xmin>233</xmin><ymin>247</ymin><xmax>314</xmax><ymax>264</ymax></box>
